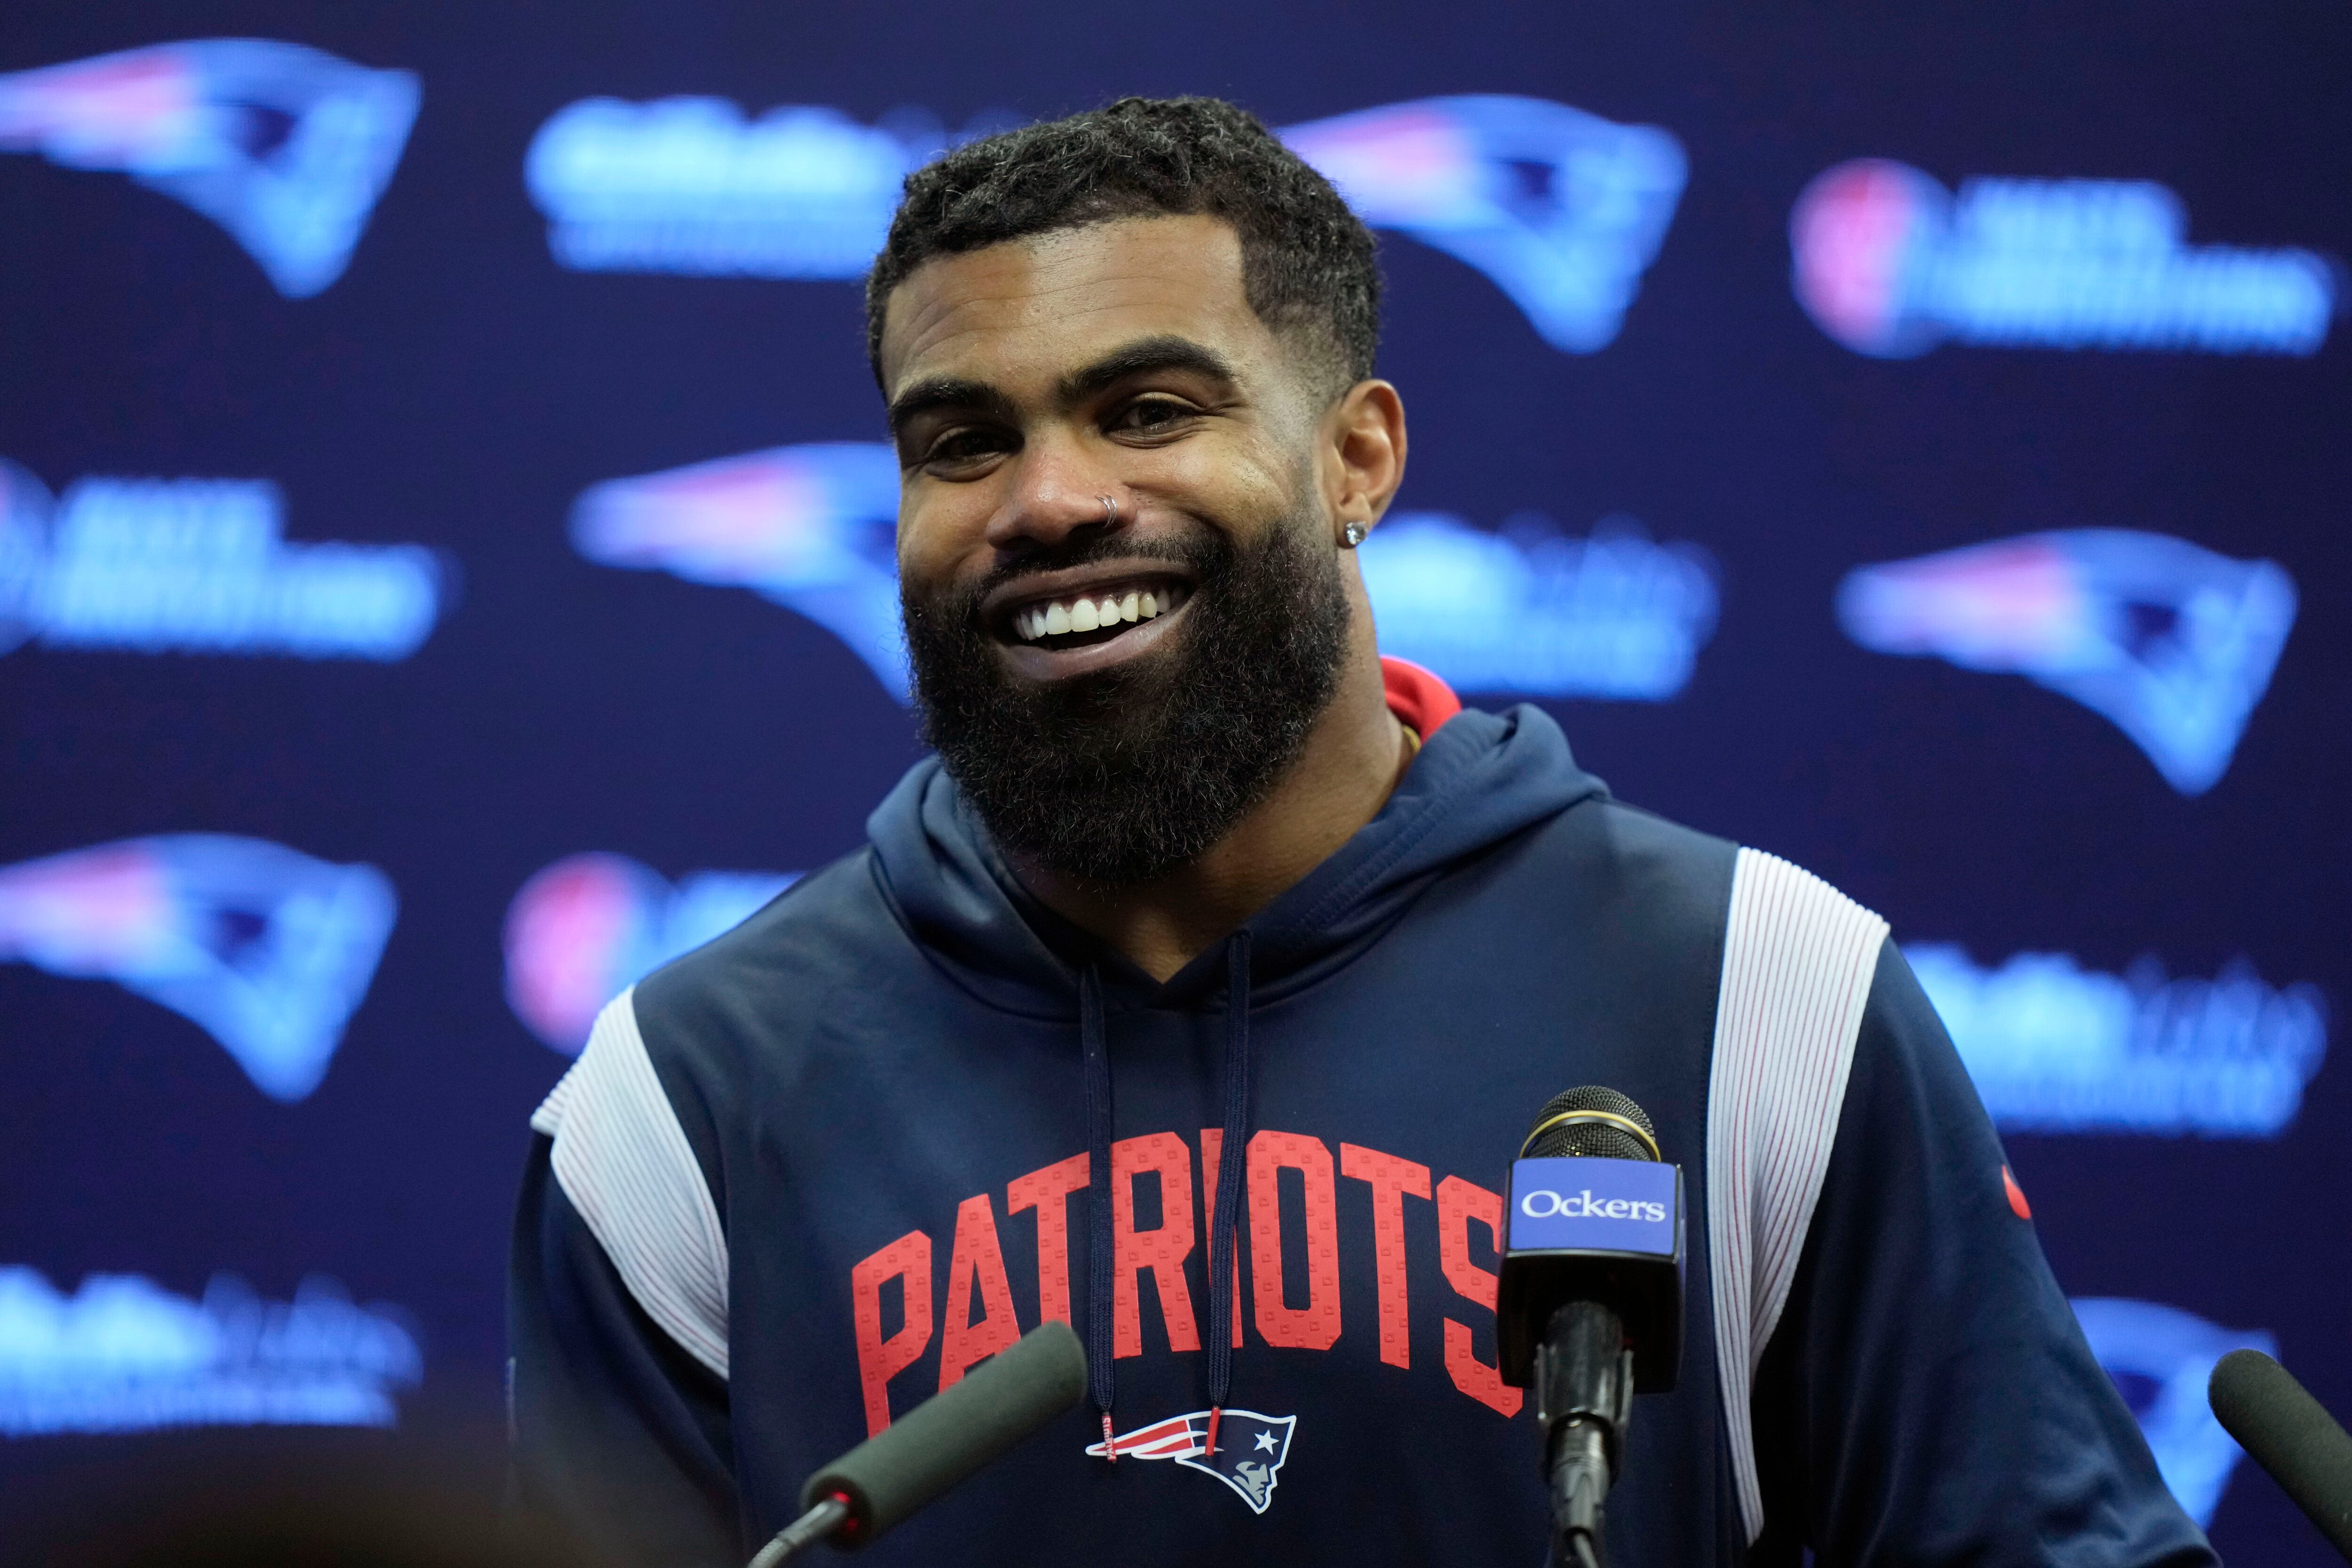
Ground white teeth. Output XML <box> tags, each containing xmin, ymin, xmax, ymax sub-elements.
<box><xmin>1010</xmin><ymin>583</ymin><xmax>1188</xmax><ymax>642</ymax></box>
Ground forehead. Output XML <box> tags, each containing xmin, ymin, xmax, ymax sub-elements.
<box><xmin>879</xmin><ymin>214</ymin><xmax>1277</xmax><ymax>395</ymax></box>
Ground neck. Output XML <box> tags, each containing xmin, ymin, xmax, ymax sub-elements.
<box><xmin>1010</xmin><ymin>641</ymin><xmax>1406</xmax><ymax>983</ymax></box>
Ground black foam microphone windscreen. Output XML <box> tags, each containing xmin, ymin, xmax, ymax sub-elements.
<box><xmin>798</xmin><ymin>1318</ymin><xmax>1088</xmax><ymax>1547</ymax></box>
<box><xmin>1522</xmin><ymin>1085</ymin><xmax>1660</xmax><ymax>1163</ymax></box>
<box><xmin>2209</xmin><ymin>1348</ymin><xmax>2352</xmax><ymax>1560</ymax></box>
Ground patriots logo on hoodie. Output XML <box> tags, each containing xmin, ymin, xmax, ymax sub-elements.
<box><xmin>1086</xmin><ymin>1410</ymin><xmax>1297</xmax><ymax>1514</ymax></box>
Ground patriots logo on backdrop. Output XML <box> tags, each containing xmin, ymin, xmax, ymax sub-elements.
<box><xmin>0</xmin><ymin>835</ymin><xmax>397</xmax><ymax>1101</ymax></box>
<box><xmin>1836</xmin><ymin>529</ymin><xmax>2296</xmax><ymax>795</ymax></box>
<box><xmin>1085</xmin><ymin>1410</ymin><xmax>1297</xmax><ymax>1513</ymax></box>
<box><xmin>1281</xmin><ymin>96</ymin><xmax>1687</xmax><ymax>352</ymax></box>
<box><xmin>568</xmin><ymin>443</ymin><xmax>907</xmax><ymax>697</ymax></box>
<box><xmin>502</xmin><ymin>853</ymin><xmax>798</xmax><ymax>1053</ymax></box>
<box><xmin>0</xmin><ymin>40</ymin><xmax>419</xmax><ymax>297</ymax></box>
<box><xmin>526</xmin><ymin>92</ymin><xmax>1682</xmax><ymax>352</ymax></box>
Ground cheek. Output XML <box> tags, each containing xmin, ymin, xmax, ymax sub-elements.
<box><xmin>1144</xmin><ymin>437</ymin><xmax>1295</xmax><ymax>523</ymax></box>
<box><xmin>896</xmin><ymin>487</ymin><xmax>989</xmax><ymax>587</ymax></box>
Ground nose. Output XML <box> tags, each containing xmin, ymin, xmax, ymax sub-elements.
<box><xmin>985</xmin><ymin>433</ymin><xmax>1125</xmax><ymax>555</ymax></box>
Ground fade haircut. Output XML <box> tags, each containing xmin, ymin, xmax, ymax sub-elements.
<box><xmin>866</xmin><ymin>96</ymin><xmax>1380</xmax><ymax>399</ymax></box>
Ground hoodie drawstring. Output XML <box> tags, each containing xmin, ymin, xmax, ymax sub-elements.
<box><xmin>1082</xmin><ymin>934</ymin><xmax>1255</xmax><ymax>1464</ymax></box>
<box><xmin>1080</xmin><ymin>962</ymin><xmax>1117</xmax><ymax>1457</ymax></box>
<box><xmin>1203</xmin><ymin>930</ymin><xmax>1252</xmax><ymax>1458</ymax></box>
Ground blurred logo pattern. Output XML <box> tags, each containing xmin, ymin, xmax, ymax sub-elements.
<box><xmin>527</xmin><ymin>94</ymin><xmax>1684</xmax><ymax>350</ymax></box>
<box><xmin>1360</xmin><ymin>514</ymin><xmax>1717</xmax><ymax>698</ymax></box>
<box><xmin>1838</xmin><ymin>530</ymin><xmax>2296</xmax><ymax>794</ymax></box>
<box><xmin>571</xmin><ymin>454</ymin><xmax>1723</xmax><ymax>708</ymax></box>
<box><xmin>2071</xmin><ymin>1298</ymin><xmax>2274</xmax><ymax>1528</ymax></box>
<box><xmin>0</xmin><ymin>1268</ymin><xmax>420</xmax><ymax>1434</ymax></box>
<box><xmin>1912</xmin><ymin>945</ymin><xmax>2327</xmax><ymax>1137</ymax></box>
<box><xmin>0</xmin><ymin>40</ymin><xmax>419</xmax><ymax>297</ymax></box>
<box><xmin>0</xmin><ymin>836</ymin><xmax>397</xmax><ymax>1101</ymax></box>
<box><xmin>0</xmin><ymin>461</ymin><xmax>445</xmax><ymax>661</ymax></box>
<box><xmin>504</xmin><ymin>853</ymin><xmax>796</xmax><ymax>1054</ymax></box>
<box><xmin>569</xmin><ymin>442</ymin><xmax>906</xmax><ymax>694</ymax></box>
<box><xmin>1280</xmin><ymin>96</ymin><xmax>1685</xmax><ymax>351</ymax></box>
<box><xmin>526</xmin><ymin>100</ymin><xmax>960</xmax><ymax>278</ymax></box>
<box><xmin>1792</xmin><ymin>160</ymin><xmax>2334</xmax><ymax>358</ymax></box>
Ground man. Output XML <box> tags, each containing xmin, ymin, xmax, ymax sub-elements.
<box><xmin>511</xmin><ymin>97</ymin><xmax>2212</xmax><ymax>1566</ymax></box>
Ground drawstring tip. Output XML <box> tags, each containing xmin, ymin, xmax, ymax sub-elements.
<box><xmin>1204</xmin><ymin>1406</ymin><xmax>1223</xmax><ymax>1457</ymax></box>
<box><xmin>1101</xmin><ymin>1410</ymin><xmax>1116</xmax><ymax>1464</ymax></box>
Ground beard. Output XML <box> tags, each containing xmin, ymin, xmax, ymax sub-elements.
<box><xmin>903</xmin><ymin>505</ymin><xmax>1354</xmax><ymax>887</ymax></box>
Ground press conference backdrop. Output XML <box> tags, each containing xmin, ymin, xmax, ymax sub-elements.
<box><xmin>1</xmin><ymin>1</ymin><xmax>2346</xmax><ymax>1557</ymax></box>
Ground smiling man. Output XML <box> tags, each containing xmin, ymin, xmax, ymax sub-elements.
<box><xmin>511</xmin><ymin>99</ymin><xmax>2213</xmax><ymax>1567</ymax></box>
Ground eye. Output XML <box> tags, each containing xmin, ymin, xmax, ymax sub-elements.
<box><xmin>920</xmin><ymin>426</ymin><xmax>1012</xmax><ymax>474</ymax></box>
<box><xmin>1108</xmin><ymin>397</ymin><xmax>1199</xmax><ymax>438</ymax></box>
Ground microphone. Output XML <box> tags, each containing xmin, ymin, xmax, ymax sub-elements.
<box><xmin>747</xmin><ymin>1319</ymin><xmax>1087</xmax><ymax>1565</ymax></box>
<box><xmin>1496</xmin><ymin>1087</ymin><xmax>1685</xmax><ymax>1568</ymax></box>
<box><xmin>2208</xmin><ymin>1348</ymin><xmax>2352</xmax><ymax>1560</ymax></box>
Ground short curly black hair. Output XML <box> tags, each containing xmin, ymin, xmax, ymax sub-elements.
<box><xmin>866</xmin><ymin>96</ymin><xmax>1380</xmax><ymax>398</ymax></box>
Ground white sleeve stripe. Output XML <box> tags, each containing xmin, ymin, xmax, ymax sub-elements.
<box><xmin>531</xmin><ymin>988</ymin><xmax>732</xmax><ymax>1379</ymax></box>
<box><xmin>1706</xmin><ymin>849</ymin><xmax>1888</xmax><ymax>1544</ymax></box>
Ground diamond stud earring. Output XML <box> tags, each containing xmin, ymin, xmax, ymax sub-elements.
<box><xmin>1341</xmin><ymin>522</ymin><xmax>1367</xmax><ymax>548</ymax></box>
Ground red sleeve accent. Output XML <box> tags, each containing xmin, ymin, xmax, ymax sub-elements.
<box><xmin>2002</xmin><ymin>1165</ymin><xmax>2033</xmax><ymax>1220</ymax></box>
<box><xmin>1381</xmin><ymin>656</ymin><xmax>1462</xmax><ymax>738</ymax></box>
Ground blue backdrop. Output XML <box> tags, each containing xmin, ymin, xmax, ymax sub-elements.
<box><xmin>2</xmin><ymin>3</ymin><xmax>2346</xmax><ymax>1560</ymax></box>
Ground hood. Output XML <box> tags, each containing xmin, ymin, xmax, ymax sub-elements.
<box><xmin>866</xmin><ymin>691</ymin><xmax>1608</xmax><ymax>1019</ymax></box>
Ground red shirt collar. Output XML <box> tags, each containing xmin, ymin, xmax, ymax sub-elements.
<box><xmin>1381</xmin><ymin>656</ymin><xmax>1462</xmax><ymax>738</ymax></box>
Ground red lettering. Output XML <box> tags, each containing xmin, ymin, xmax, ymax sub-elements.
<box><xmin>1248</xmin><ymin>1130</ymin><xmax>1342</xmax><ymax>1351</ymax></box>
<box><xmin>1007</xmin><ymin>1152</ymin><xmax>1089</xmax><ymax>1324</ymax></box>
<box><xmin>937</xmin><ymin>1194</ymin><xmax>1021</xmax><ymax>1392</ymax></box>
<box><xmin>850</xmin><ymin>1229</ymin><xmax>933</xmax><ymax>1436</ymax></box>
<box><xmin>1341</xmin><ymin>1142</ymin><xmax>1430</xmax><ymax>1369</ymax></box>
<box><xmin>1436</xmin><ymin>1176</ymin><xmax>1523</xmax><ymax>1416</ymax></box>
<box><xmin>1198</xmin><ymin>1129</ymin><xmax>1244</xmax><ymax>1347</ymax></box>
<box><xmin>1112</xmin><ymin>1132</ymin><xmax>1200</xmax><ymax>1356</ymax></box>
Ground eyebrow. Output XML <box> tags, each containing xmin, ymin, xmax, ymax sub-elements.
<box><xmin>886</xmin><ymin>376</ymin><xmax>1017</xmax><ymax>438</ymax></box>
<box><xmin>885</xmin><ymin>335</ymin><xmax>1241</xmax><ymax>438</ymax></box>
<box><xmin>1055</xmin><ymin>335</ymin><xmax>1240</xmax><ymax>406</ymax></box>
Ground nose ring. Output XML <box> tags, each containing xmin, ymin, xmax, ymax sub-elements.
<box><xmin>1097</xmin><ymin>494</ymin><xmax>1120</xmax><ymax>526</ymax></box>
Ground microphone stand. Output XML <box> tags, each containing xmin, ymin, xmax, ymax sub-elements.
<box><xmin>747</xmin><ymin>1495</ymin><xmax>850</xmax><ymax>1568</ymax></box>
<box><xmin>1537</xmin><ymin>1301</ymin><xmax>1632</xmax><ymax>1568</ymax></box>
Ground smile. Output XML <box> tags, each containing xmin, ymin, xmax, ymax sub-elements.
<box><xmin>983</xmin><ymin>566</ymin><xmax>1199</xmax><ymax>678</ymax></box>
<box><xmin>1006</xmin><ymin>579</ymin><xmax>1191</xmax><ymax>646</ymax></box>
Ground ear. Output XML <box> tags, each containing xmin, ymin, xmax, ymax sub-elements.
<box><xmin>1322</xmin><ymin>380</ymin><xmax>1408</xmax><ymax>543</ymax></box>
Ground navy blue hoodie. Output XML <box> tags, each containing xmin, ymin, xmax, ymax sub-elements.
<box><xmin>509</xmin><ymin>680</ymin><xmax>2213</xmax><ymax>1567</ymax></box>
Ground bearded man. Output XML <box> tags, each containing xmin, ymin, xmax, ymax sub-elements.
<box><xmin>510</xmin><ymin>97</ymin><xmax>2212</xmax><ymax>1568</ymax></box>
